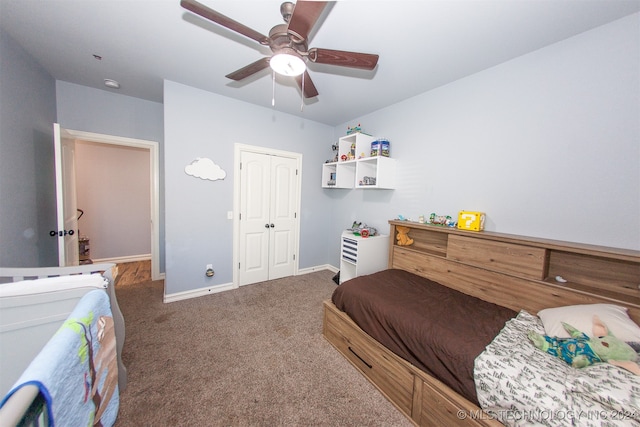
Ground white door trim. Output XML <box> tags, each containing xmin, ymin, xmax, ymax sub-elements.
<box><xmin>58</xmin><ymin>127</ymin><xmax>162</xmax><ymax>281</ymax></box>
<box><xmin>54</xmin><ymin>124</ymin><xmax>79</xmax><ymax>266</ymax></box>
<box><xmin>233</xmin><ymin>143</ymin><xmax>302</xmax><ymax>288</ymax></box>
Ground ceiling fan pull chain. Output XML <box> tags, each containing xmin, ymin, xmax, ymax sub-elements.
<box><xmin>272</xmin><ymin>70</ymin><xmax>276</xmax><ymax>107</ymax></box>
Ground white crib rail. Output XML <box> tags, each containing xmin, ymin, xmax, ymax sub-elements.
<box><xmin>0</xmin><ymin>263</ymin><xmax>117</xmax><ymax>283</ymax></box>
<box><xmin>0</xmin><ymin>385</ymin><xmax>41</xmax><ymax>426</ymax></box>
<box><xmin>0</xmin><ymin>263</ymin><xmax>127</xmax><ymax>389</ymax></box>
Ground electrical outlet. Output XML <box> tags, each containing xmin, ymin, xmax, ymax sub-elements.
<box><xmin>205</xmin><ymin>264</ymin><xmax>215</xmax><ymax>278</ymax></box>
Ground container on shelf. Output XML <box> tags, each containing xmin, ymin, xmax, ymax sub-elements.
<box><xmin>371</xmin><ymin>139</ymin><xmax>390</xmax><ymax>157</ymax></box>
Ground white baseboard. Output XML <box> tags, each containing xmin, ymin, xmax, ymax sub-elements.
<box><xmin>93</xmin><ymin>254</ymin><xmax>152</xmax><ymax>264</ymax></box>
<box><xmin>164</xmin><ymin>282</ymin><xmax>236</xmax><ymax>303</ymax></box>
<box><xmin>163</xmin><ymin>265</ymin><xmax>337</xmax><ymax>303</ymax></box>
<box><xmin>297</xmin><ymin>264</ymin><xmax>338</xmax><ymax>275</ymax></box>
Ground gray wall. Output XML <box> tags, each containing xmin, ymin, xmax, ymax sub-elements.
<box><xmin>164</xmin><ymin>80</ymin><xmax>334</xmax><ymax>295</ymax></box>
<box><xmin>75</xmin><ymin>141</ymin><xmax>151</xmax><ymax>260</ymax></box>
<box><xmin>0</xmin><ymin>30</ymin><xmax>57</xmax><ymax>267</ymax></box>
<box><xmin>327</xmin><ymin>13</ymin><xmax>640</xmax><ymax>269</ymax></box>
<box><xmin>56</xmin><ymin>81</ymin><xmax>165</xmax><ymax>271</ymax></box>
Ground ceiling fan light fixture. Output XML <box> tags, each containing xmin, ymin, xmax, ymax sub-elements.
<box><xmin>270</xmin><ymin>52</ymin><xmax>306</xmax><ymax>77</ymax></box>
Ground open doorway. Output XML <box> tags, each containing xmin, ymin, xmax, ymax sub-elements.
<box><xmin>75</xmin><ymin>141</ymin><xmax>150</xmax><ymax>262</ymax></box>
<box><xmin>55</xmin><ymin>126</ymin><xmax>161</xmax><ymax>281</ymax></box>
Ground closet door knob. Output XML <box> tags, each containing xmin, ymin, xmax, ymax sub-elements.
<box><xmin>265</xmin><ymin>223</ymin><xmax>270</xmax><ymax>228</ymax></box>
<box><xmin>270</xmin><ymin>224</ymin><xmax>275</xmax><ymax>228</ymax></box>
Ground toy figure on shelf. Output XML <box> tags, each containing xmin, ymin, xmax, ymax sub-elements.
<box><xmin>347</xmin><ymin>221</ymin><xmax>378</xmax><ymax>237</ymax></box>
<box><xmin>360</xmin><ymin>176</ymin><xmax>376</xmax><ymax>186</ymax></box>
<box><xmin>327</xmin><ymin>172</ymin><xmax>336</xmax><ymax>186</ymax></box>
<box><xmin>325</xmin><ymin>143</ymin><xmax>339</xmax><ymax>163</ymax></box>
<box><xmin>429</xmin><ymin>213</ymin><xmax>448</xmax><ymax>225</ymax></box>
<box><xmin>346</xmin><ymin>123</ymin><xmax>362</xmax><ymax>135</ymax></box>
<box><xmin>429</xmin><ymin>213</ymin><xmax>457</xmax><ymax>227</ymax></box>
<box><xmin>396</xmin><ymin>226</ymin><xmax>414</xmax><ymax>246</ymax></box>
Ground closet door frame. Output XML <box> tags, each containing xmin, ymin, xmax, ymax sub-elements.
<box><xmin>232</xmin><ymin>143</ymin><xmax>302</xmax><ymax>288</ymax></box>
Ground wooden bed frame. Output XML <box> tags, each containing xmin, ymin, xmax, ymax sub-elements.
<box><xmin>0</xmin><ymin>263</ymin><xmax>127</xmax><ymax>425</ymax></box>
<box><xmin>323</xmin><ymin>220</ymin><xmax>640</xmax><ymax>426</ymax></box>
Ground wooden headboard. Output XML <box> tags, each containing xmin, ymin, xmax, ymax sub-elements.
<box><xmin>388</xmin><ymin>220</ymin><xmax>640</xmax><ymax>323</ymax></box>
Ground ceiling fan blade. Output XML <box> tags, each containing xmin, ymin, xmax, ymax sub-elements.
<box><xmin>295</xmin><ymin>70</ymin><xmax>319</xmax><ymax>98</ymax></box>
<box><xmin>308</xmin><ymin>48</ymin><xmax>379</xmax><ymax>70</ymax></box>
<box><xmin>181</xmin><ymin>0</ymin><xmax>269</xmax><ymax>45</ymax></box>
<box><xmin>225</xmin><ymin>58</ymin><xmax>271</xmax><ymax>81</ymax></box>
<box><xmin>287</xmin><ymin>1</ymin><xmax>328</xmax><ymax>42</ymax></box>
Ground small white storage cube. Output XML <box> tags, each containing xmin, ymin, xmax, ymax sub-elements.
<box><xmin>338</xmin><ymin>133</ymin><xmax>375</xmax><ymax>161</ymax></box>
<box><xmin>321</xmin><ymin>163</ymin><xmax>337</xmax><ymax>188</ymax></box>
<box><xmin>355</xmin><ymin>157</ymin><xmax>396</xmax><ymax>189</ymax></box>
<box><xmin>336</xmin><ymin>161</ymin><xmax>357</xmax><ymax>188</ymax></box>
<box><xmin>339</xmin><ymin>231</ymin><xmax>389</xmax><ymax>284</ymax></box>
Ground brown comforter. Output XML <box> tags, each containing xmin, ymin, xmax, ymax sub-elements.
<box><xmin>331</xmin><ymin>268</ymin><xmax>516</xmax><ymax>404</ymax></box>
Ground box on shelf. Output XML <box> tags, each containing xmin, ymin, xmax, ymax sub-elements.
<box><xmin>371</xmin><ymin>139</ymin><xmax>390</xmax><ymax>157</ymax></box>
<box><xmin>457</xmin><ymin>211</ymin><xmax>485</xmax><ymax>231</ymax></box>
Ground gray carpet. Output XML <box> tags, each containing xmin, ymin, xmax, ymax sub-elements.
<box><xmin>114</xmin><ymin>270</ymin><xmax>412</xmax><ymax>426</ymax></box>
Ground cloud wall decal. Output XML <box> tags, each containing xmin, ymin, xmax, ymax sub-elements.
<box><xmin>185</xmin><ymin>158</ymin><xmax>226</xmax><ymax>181</ymax></box>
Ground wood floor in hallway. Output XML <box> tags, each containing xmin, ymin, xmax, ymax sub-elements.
<box><xmin>115</xmin><ymin>260</ymin><xmax>151</xmax><ymax>286</ymax></box>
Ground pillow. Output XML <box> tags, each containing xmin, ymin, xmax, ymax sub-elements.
<box><xmin>538</xmin><ymin>304</ymin><xmax>640</xmax><ymax>343</ymax></box>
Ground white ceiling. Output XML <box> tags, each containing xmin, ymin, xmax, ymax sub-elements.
<box><xmin>2</xmin><ymin>0</ymin><xmax>639</xmax><ymax>126</ymax></box>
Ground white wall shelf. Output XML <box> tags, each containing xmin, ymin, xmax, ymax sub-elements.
<box><xmin>322</xmin><ymin>133</ymin><xmax>396</xmax><ymax>189</ymax></box>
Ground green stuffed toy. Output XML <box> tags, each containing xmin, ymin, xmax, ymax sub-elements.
<box><xmin>528</xmin><ymin>315</ymin><xmax>640</xmax><ymax>375</ymax></box>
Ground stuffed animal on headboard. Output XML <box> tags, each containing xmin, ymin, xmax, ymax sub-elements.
<box><xmin>528</xmin><ymin>315</ymin><xmax>640</xmax><ymax>375</ymax></box>
<box><xmin>396</xmin><ymin>226</ymin><xmax>414</xmax><ymax>246</ymax></box>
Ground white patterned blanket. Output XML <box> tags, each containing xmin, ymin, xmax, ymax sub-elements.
<box><xmin>475</xmin><ymin>311</ymin><xmax>640</xmax><ymax>427</ymax></box>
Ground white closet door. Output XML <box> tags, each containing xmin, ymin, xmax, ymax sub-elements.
<box><xmin>238</xmin><ymin>151</ymin><xmax>298</xmax><ymax>286</ymax></box>
<box><xmin>268</xmin><ymin>155</ymin><xmax>297</xmax><ymax>280</ymax></box>
<box><xmin>239</xmin><ymin>151</ymin><xmax>271</xmax><ymax>285</ymax></box>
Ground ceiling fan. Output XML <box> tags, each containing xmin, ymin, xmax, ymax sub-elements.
<box><xmin>180</xmin><ymin>0</ymin><xmax>379</xmax><ymax>98</ymax></box>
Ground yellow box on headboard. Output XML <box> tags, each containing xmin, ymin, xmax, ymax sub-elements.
<box><xmin>457</xmin><ymin>211</ymin><xmax>485</xmax><ymax>231</ymax></box>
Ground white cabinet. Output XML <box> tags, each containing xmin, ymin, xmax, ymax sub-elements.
<box><xmin>339</xmin><ymin>231</ymin><xmax>389</xmax><ymax>284</ymax></box>
<box><xmin>322</xmin><ymin>133</ymin><xmax>396</xmax><ymax>189</ymax></box>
